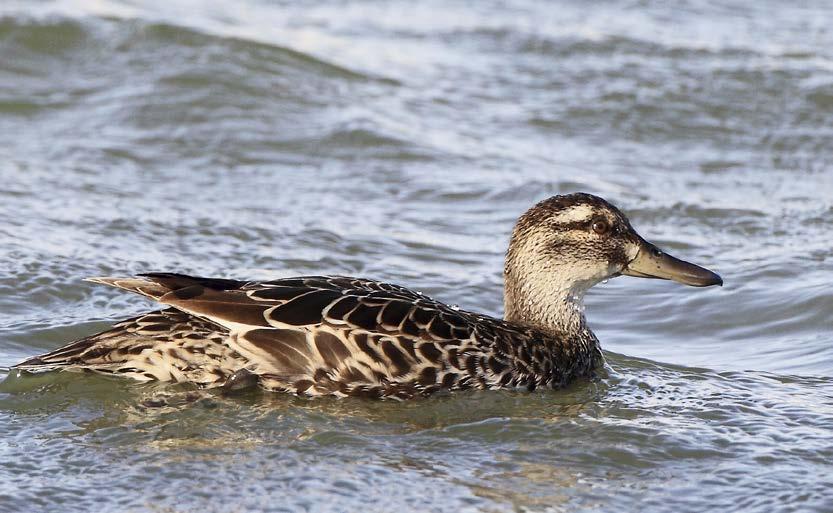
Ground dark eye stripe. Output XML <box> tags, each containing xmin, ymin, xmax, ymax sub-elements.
<box><xmin>550</xmin><ymin>218</ymin><xmax>620</xmax><ymax>233</ymax></box>
<box><xmin>550</xmin><ymin>220</ymin><xmax>594</xmax><ymax>231</ymax></box>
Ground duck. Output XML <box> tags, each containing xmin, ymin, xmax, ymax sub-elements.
<box><xmin>14</xmin><ymin>193</ymin><xmax>722</xmax><ymax>399</ymax></box>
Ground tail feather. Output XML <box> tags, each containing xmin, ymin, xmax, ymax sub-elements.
<box><xmin>84</xmin><ymin>277</ymin><xmax>171</xmax><ymax>301</ymax></box>
<box><xmin>85</xmin><ymin>273</ymin><xmax>249</xmax><ymax>304</ymax></box>
<box><xmin>14</xmin><ymin>309</ymin><xmax>244</xmax><ymax>386</ymax></box>
<box><xmin>16</xmin><ymin>329</ymin><xmax>144</xmax><ymax>375</ymax></box>
<box><xmin>15</xmin><ymin>339</ymin><xmax>100</xmax><ymax>372</ymax></box>
<box><xmin>14</xmin><ymin>274</ymin><xmax>254</xmax><ymax>386</ymax></box>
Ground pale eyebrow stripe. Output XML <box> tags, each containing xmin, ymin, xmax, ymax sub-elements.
<box><xmin>552</xmin><ymin>204</ymin><xmax>595</xmax><ymax>224</ymax></box>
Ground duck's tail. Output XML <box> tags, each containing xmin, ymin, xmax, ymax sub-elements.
<box><xmin>83</xmin><ymin>276</ymin><xmax>173</xmax><ymax>301</ymax></box>
<box><xmin>14</xmin><ymin>309</ymin><xmax>242</xmax><ymax>386</ymax></box>
<box><xmin>85</xmin><ymin>273</ymin><xmax>248</xmax><ymax>301</ymax></box>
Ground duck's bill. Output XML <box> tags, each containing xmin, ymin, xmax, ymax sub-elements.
<box><xmin>622</xmin><ymin>241</ymin><xmax>723</xmax><ymax>287</ymax></box>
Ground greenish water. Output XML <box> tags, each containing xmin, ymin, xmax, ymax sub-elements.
<box><xmin>1</xmin><ymin>1</ymin><xmax>832</xmax><ymax>511</ymax></box>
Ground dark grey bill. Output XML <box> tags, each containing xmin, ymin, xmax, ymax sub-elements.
<box><xmin>622</xmin><ymin>240</ymin><xmax>723</xmax><ymax>287</ymax></box>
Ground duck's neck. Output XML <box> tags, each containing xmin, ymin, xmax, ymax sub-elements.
<box><xmin>502</xmin><ymin>270</ymin><xmax>591</xmax><ymax>335</ymax></box>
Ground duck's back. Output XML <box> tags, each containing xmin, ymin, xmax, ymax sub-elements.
<box><xmin>15</xmin><ymin>273</ymin><xmax>598</xmax><ymax>398</ymax></box>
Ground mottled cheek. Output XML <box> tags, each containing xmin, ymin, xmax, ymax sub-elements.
<box><xmin>610</xmin><ymin>247</ymin><xmax>627</xmax><ymax>267</ymax></box>
<box><xmin>605</xmin><ymin>240</ymin><xmax>634</xmax><ymax>269</ymax></box>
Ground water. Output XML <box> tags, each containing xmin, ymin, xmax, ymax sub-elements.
<box><xmin>1</xmin><ymin>0</ymin><xmax>832</xmax><ymax>511</ymax></box>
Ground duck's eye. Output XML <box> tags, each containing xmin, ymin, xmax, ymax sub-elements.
<box><xmin>591</xmin><ymin>219</ymin><xmax>610</xmax><ymax>235</ymax></box>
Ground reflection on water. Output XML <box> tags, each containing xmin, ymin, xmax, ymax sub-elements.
<box><xmin>1</xmin><ymin>0</ymin><xmax>832</xmax><ymax>511</ymax></box>
<box><xmin>2</xmin><ymin>354</ymin><xmax>831</xmax><ymax>511</ymax></box>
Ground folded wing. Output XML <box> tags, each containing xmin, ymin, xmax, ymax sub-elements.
<box><xmin>27</xmin><ymin>273</ymin><xmax>520</xmax><ymax>398</ymax></box>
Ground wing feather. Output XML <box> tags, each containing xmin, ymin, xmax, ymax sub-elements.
<box><xmin>159</xmin><ymin>286</ymin><xmax>272</xmax><ymax>329</ymax></box>
<box><xmin>237</xmin><ymin>328</ymin><xmax>312</xmax><ymax>376</ymax></box>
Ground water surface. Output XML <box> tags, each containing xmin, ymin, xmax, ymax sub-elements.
<box><xmin>1</xmin><ymin>1</ymin><xmax>832</xmax><ymax>512</ymax></box>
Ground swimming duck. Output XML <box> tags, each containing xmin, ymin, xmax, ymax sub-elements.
<box><xmin>14</xmin><ymin>193</ymin><xmax>721</xmax><ymax>399</ymax></box>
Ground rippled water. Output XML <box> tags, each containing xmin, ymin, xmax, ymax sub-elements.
<box><xmin>1</xmin><ymin>1</ymin><xmax>832</xmax><ymax>511</ymax></box>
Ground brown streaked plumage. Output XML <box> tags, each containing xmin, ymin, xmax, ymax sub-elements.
<box><xmin>14</xmin><ymin>193</ymin><xmax>722</xmax><ymax>399</ymax></box>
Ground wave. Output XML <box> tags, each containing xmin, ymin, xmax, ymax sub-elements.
<box><xmin>0</xmin><ymin>15</ymin><xmax>382</xmax><ymax>82</ymax></box>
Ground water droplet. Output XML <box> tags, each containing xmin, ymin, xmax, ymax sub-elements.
<box><xmin>601</xmin><ymin>279</ymin><xmax>609</xmax><ymax>285</ymax></box>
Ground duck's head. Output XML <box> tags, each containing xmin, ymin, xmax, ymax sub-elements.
<box><xmin>503</xmin><ymin>193</ymin><xmax>722</xmax><ymax>328</ymax></box>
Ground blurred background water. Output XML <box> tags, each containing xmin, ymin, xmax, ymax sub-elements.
<box><xmin>1</xmin><ymin>1</ymin><xmax>832</xmax><ymax>512</ymax></box>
